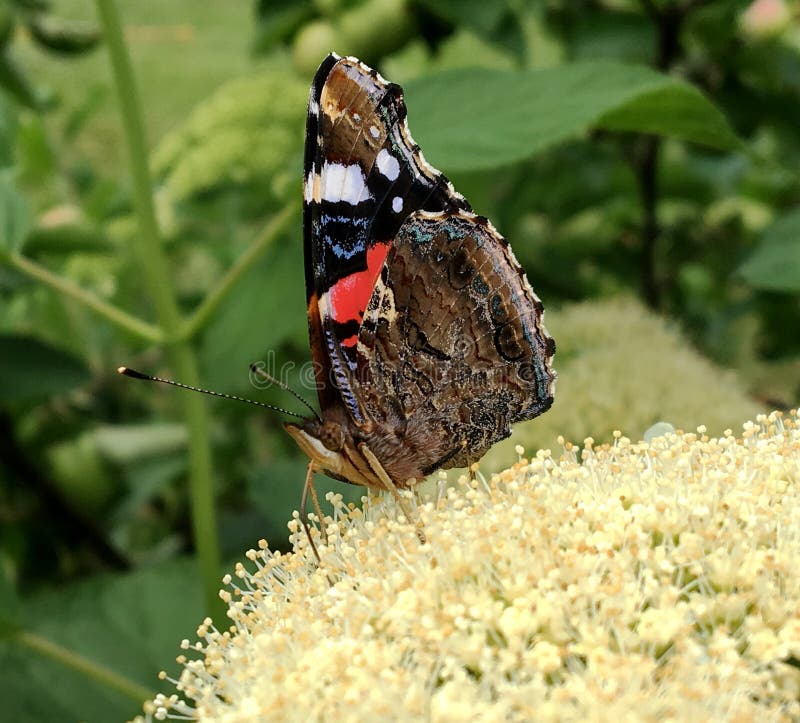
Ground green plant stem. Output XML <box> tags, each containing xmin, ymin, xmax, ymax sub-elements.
<box><xmin>14</xmin><ymin>629</ymin><xmax>153</xmax><ymax>703</ymax></box>
<box><xmin>635</xmin><ymin>135</ymin><xmax>661</xmax><ymax>309</ymax></box>
<box><xmin>95</xmin><ymin>0</ymin><xmax>223</xmax><ymax>620</ymax></box>
<box><xmin>635</xmin><ymin>0</ymin><xmax>696</xmax><ymax>309</ymax></box>
<box><xmin>6</xmin><ymin>253</ymin><xmax>163</xmax><ymax>343</ymax></box>
<box><xmin>179</xmin><ymin>199</ymin><xmax>300</xmax><ymax>342</ymax></box>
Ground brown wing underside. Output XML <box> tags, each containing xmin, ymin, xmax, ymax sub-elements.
<box><xmin>350</xmin><ymin>210</ymin><xmax>556</xmax><ymax>482</ymax></box>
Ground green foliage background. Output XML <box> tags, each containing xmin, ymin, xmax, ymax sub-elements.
<box><xmin>0</xmin><ymin>0</ymin><xmax>798</xmax><ymax>719</ymax></box>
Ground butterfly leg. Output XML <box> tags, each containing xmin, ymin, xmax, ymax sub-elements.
<box><xmin>307</xmin><ymin>470</ymin><xmax>329</xmax><ymax>547</ymax></box>
<box><xmin>359</xmin><ymin>444</ymin><xmax>427</xmax><ymax>545</ymax></box>
<box><xmin>299</xmin><ymin>460</ymin><xmax>324</xmax><ymax>565</ymax></box>
<box><xmin>464</xmin><ymin>443</ymin><xmax>489</xmax><ymax>493</ymax></box>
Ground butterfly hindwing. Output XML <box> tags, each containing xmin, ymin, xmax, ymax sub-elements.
<box><xmin>348</xmin><ymin>210</ymin><xmax>555</xmax><ymax>479</ymax></box>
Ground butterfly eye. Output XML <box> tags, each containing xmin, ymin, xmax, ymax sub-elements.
<box><xmin>320</xmin><ymin>421</ymin><xmax>345</xmax><ymax>451</ymax></box>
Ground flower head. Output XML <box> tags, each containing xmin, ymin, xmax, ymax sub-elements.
<box><xmin>142</xmin><ymin>410</ymin><xmax>800</xmax><ymax>722</ymax></box>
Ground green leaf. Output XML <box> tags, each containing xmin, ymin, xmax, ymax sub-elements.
<box><xmin>739</xmin><ymin>209</ymin><xmax>800</xmax><ymax>292</ymax></box>
<box><xmin>93</xmin><ymin>423</ymin><xmax>188</xmax><ymax>466</ymax></box>
<box><xmin>200</xmin><ymin>239</ymin><xmax>306</xmax><ymax>391</ymax></box>
<box><xmin>0</xmin><ymin>559</ymin><xmax>205</xmax><ymax>723</ymax></box>
<box><xmin>0</xmin><ymin>51</ymin><xmax>45</xmax><ymax>110</ymax></box>
<box><xmin>598</xmin><ymin>83</ymin><xmax>739</xmax><ymax>150</ymax></box>
<box><xmin>0</xmin><ymin>334</ymin><xmax>90</xmax><ymax>403</ymax></box>
<box><xmin>0</xmin><ymin>171</ymin><xmax>30</xmax><ymax>254</ymax></box>
<box><xmin>404</xmin><ymin>61</ymin><xmax>742</xmax><ymax>173</ymax></box>
<box><xmin>27</xmin><ymin>15</ymin><xmax>102</xmax><ymax>56</ymax></box>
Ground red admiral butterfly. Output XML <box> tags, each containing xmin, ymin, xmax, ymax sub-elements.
<box><xmin>285</xmin><ymin>53</ymin><xmax>556</xmax><ymax>490</ymax></box>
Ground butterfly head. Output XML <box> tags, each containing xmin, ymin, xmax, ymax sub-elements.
<box><xmin>284</xmin><ymin>415</ymin><xmax>375</xmax><ymax>486</ymax></box>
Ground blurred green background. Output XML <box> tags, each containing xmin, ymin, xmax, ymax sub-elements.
<box><xmin>1</xmin><ymin>0</ymin><xmax>798</xmax><ymax>719</ymax></box>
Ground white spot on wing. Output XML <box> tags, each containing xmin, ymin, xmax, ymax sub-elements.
<box><xmin>369</xmin><ymin>125</ymin><xmax>380</xmax><ymax>139</ymax></box>
<box><xmin>308</xmin><ymin>97</ymin><xmax>319</xmax><ymax>115</ymax></box>
<box><xmin>304</xmin><ymin>170</ymin><xmax>320</xmax><ymax>203</ymax></box>
<box><xmin>304</xmin><ymin>173</ymin><xmax>313</xmax><ymax>203</ymax></box>
<box><xmin>321</xmin><ymin>162</ymin><xmax>371</xmax><ymax>205</ymax></box>
<box><xmin>392</xmin><ymin>196</ymin><xmax>403</xmax><ymax>213</ymax></box>
<box><xmin>376</xmin><ymin>149</ymin><xmax>400</xmax><ymax>181</ymax></box>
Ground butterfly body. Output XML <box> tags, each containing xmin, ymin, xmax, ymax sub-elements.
<box><xmin>286</xmin><ymin>53</ymin><xmax>555</xmax><ymax>489</ymax></box>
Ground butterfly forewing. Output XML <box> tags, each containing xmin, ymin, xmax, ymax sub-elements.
<box><xmin>303</xmin><ymin>54</ymin><xmax>469</xmax><ymax>421</ymax></box>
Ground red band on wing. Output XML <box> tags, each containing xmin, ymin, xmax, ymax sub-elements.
<box><xmin>328</xmin><ymin>242</ymin><xmax>390</xmax><ymax>328</ymax></box>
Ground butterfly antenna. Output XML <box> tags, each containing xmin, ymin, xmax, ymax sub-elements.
<box><xmin>117</xmin><ymin>366</ymin><xmax>307</xmax><ymax>420</ymax></box>
<box><xmin>249</xmin><ymin>363</ymin><xmax>322</xmax><ymax>423</ymax></box>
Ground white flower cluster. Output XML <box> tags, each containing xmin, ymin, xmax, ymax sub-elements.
<box><xmin>143</xmin><ymin>410</ymin><xmax>800</xmax><ymax>722</ymax></box>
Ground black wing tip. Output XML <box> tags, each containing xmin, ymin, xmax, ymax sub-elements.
<box><xmin>313</xmin><ymin>52</ymin><xmax>342</xmax><ymax>87</ymax></box>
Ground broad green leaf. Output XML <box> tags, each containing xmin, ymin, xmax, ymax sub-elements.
<box><xmin>0</xmin><ymin>559</ymin><xmax>205</xmax><ymax>723</ymax></box>
<box><xmin>0</xmin><ymin>171</ymin><xmax>31</xmax><ymax>254</ymax></box>
<box><xmin>0</xmin><ymin>334</ymin><xmax>90</xmax><ymax>403</ymax></box>
<box><xmin>200</xmin><ymin>239</ymin><xmax>307</xmax><ymax>392</ymax></box>
<box><xmin>404</xmin><ymin>61</ymin><xmax>742</xmax><ymax>173</ymax></box>
<box><xmin>738</xmin><ymin>209</ymin><xmax>800</xmax><ymax>292</ymax></box>
<box><xmin>93</xmin><ymin>423</ymin><xmax>188</xmax><ymax>466</ymax></box>
<box><xmin>598</xmin><ymin>83</ymin><xmax>739</xmax><ymax>151</ymax></box>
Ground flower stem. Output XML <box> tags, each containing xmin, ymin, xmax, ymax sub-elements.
<box><xmin>95</xmin><ymin>0</ymin><xmax>223</xmax><ymax>619</ymax></box>
<box><xmin>6</xmin><ymin>253</ymin><xmax>163</xmax><ymax>343</ymax></box>
<box><xmin>14</xmin><ymin>629</ymin><xmax>153</xmax><ymax>703</ymax></box>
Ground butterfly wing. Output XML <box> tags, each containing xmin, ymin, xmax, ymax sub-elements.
<box><xmin>353</xmin><ymin>210</ymin><xmax>556</xmax><ymax>480</ymax></box>
<box><xmin>303</xmin><ymin>54</ymin><xmax>469</xmax><ymax>420</ymax></box>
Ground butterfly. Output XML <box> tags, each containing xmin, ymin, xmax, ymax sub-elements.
<box><xmin>284</xmin><ymin>53</ymin><xmax>556</xmax><ymax>493</ymax></box>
